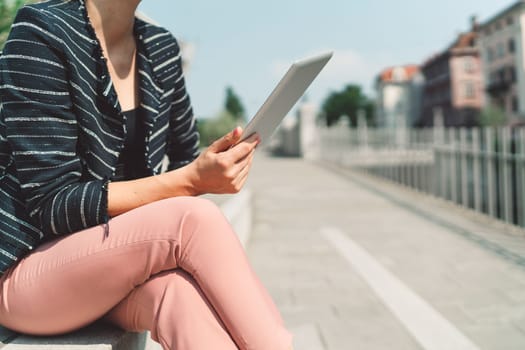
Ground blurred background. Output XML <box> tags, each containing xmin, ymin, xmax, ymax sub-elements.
<box><xmin>2</xmin><ymin>1</ymin><xmax>525</xmax><ymax>349</ymax></box>
<box><xmin>138</xmin><ymin>2</ymin><xmax>525</xmax><ymax>349</ymax></box>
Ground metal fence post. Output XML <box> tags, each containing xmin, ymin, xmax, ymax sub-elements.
<box><xmin>500</xmin><ymin>127</ymin><xmax>513</xmax><ymax>223</ymax></box>
<box><xmin>472</xmin><ymin>128</ymin><xmax>482</xmax><ymax>213</ymax></box>
<box><xmin>441</xmin><ymin>128</ymin><xmax>449</xmax><ymax>200</ymax></box>
<box><xmin>485</xmin><ymin>128</ymin><xmax>497</xmax><ymax>218</ymax></box>
<box><xmin>433</xmin><ymin>126</ymin><xmax>443</xmax><ymax>197</ymax></box>
<box><xmin>427</xmin><ymin>128</ymin><xmax>434</xmax><ymax>194</ymax></box>
<box><xmin>460</xmin><ymin>128</ymin><xmax>469</xmax><ymax>208</ymax></box>
<box><xmin>409</xmin><ymin>130</ymin><xmax>414</xmax><ymax>188</ymax></box>
<box><xmin>449</xmin><ymin>128</ymin><xmax>458</xmax><ymax>203</ymax></box>
<box><xmin>518</xmin><ymin>128</ymin><xmax>525</xmax><ymax>227</ymax></box>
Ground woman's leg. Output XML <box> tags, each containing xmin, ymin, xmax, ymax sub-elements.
<box><xmin>0</xmin><ymin>197</ymin><xmax>292</xmax><ymax>349</ymax></box>
<box><xmin>102</xmin><ymin>269</ymin><xmax>237</xmax><ymax>349</ymax></box>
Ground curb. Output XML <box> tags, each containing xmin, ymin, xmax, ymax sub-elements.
<box><xmin>218</xmin><ymin>189</ymin><xmax>253</xmax><ymax>248</ymax></box>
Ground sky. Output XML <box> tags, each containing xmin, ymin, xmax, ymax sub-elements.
<box><xmin>139</xmin><ymin>0</ymin><xmax>512</xmax><ymax>119</ymax></box>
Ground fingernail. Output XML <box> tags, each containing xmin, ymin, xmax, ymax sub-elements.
<box><xmin>233</xmin><ymin>127</ymin><xmax>241</xmax><ymax>137</ymax></box>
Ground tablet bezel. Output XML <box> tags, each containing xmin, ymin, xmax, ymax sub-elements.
<box><xmin>238</xmin><ymin>51</ymin><xmax>333</xmax><ymax>146</ymax></box>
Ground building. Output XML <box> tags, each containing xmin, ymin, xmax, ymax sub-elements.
<box><xmin>178</xmin><ymin>41</ymin><xmax>195</xmax><ymax>73</ymax></box>
<box><xmin>478</xmin><ymin>1</ymin><xmax>525</xmax><ymax>123</ymax></box>
<box><xmin>419</xmin><ymin>18</ymin><xmax>483</xmax><ymax>127</ymax></box>
<box><xmin>375</xmin><ymin>65</ymin><xmax>423</xmax><ymax>128</ymax></box>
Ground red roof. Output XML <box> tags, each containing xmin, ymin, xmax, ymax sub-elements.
<box><xmin>378</xmin><ymin>65</ymin><xmax>420</xmax><ymax>83</ymax></box>
<box><xmin>449</xmin><ymin>31</ymin><xmax>477</xmax><ymax>50</ymax></box>
<box><xmin>423</xmin><ymin>30</ymin><xmax>478</xmax><ymax>67</ymax></box>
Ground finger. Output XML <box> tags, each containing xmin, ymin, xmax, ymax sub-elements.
<box><xmin>232</xmin><ymin>155</ymin><xmax>254</xmax><ymax>190</ymax></box>
<box><xmin>234</xmin><ymin>149</ymin><xmax>255</xmax><ymax>180</ymax></box>
<box><xmin>208</xmin><ymin>126</ymin><xmax>243</xmax><ymax>153</ymax></box>
<box><xmin>232</xmin><ymin>148</ymin><xmax>255</xmax><ymax>173</ymax></box>
<box><xmin>227</xmin><ymin>133</ymin><xmax>259</xmax><ymax>162</ymax></box>
<box><xmin>224</xmin><ymin>152</ymin><xmax>252</xmax><ymax>185</ymax></box>
<box><xmin>231</xmin><ymin>139</ymin><xmax>257</xmax><ymax>166</ymax></box>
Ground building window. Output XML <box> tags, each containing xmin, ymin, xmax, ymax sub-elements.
<box><xmin>485</xmin><ymin>27</ymin><xmax>492</xmax><ymax>36</ymax></box>
<box><xmin>507</xmin><ymin>17</ymin><xmax>514</xmax><ymax>26</ymax></box>
<box><xmin>487</xmin><ymin>47</ymin><xmax>494</xmax><ymax>62</ymax></box>
<box><xmin>498</xmin><ymin>68</ymin><xmax>506</xmax><ymax>82</ymax></box>
<box><xmin>512</xmin><ymin>96</ymin><xmax>519</xmax><ymax>112</ymax></box>
<box><xmin>489</xmin><ymin>71</ymin><xmax>495</xmax><ymax>84</ymax></box>
<box><xmin>509</xmin><ymin>38</ymin><xmax>516</xmax><ymax>53</ymax></box>
<box><xmin>464</xmin><ymin>57</ymin><xmax>475</xmax><ymax>73</ymax></box>
<box><xmin>465</xmin><ymin>81</ymin><xmax>475</xmax><ymax>99</ymax></box>
<box><xmin>497</xmin><ymin>42</ymin><xmax>505</xmax><ymax>57</ymax></box>
<box><xmin>495</xmin><ymin>21</ymin><xmax>502</xmax><ymax>31</ymax></box>
<box><xmin>509</xmin><ymin>66</ymin><xmax>517</xmax><ymax>83</ymax></box>
<box><xmin>491</xmin><ymin>71</ymin><xmax>500</xmax><ymax>84</ymax></box>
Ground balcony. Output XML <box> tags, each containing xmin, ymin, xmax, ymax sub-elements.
<box><xmin>486</xmin><ymin>78</ymin><xmax>511</xmax><ymax>96</ymax></box>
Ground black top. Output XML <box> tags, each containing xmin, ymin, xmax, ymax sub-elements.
<box><xmin>113</xmin><ymin>108</ymin><xmax>149</xmax><ymax>181</ymax></box>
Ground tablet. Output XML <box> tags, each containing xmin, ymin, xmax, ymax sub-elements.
<box><xmin>239</xmin><ymin>51</ymin><xmax>333</xmax><ymax>146</ymax></box>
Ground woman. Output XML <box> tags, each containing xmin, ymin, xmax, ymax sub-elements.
<box><xmin>0</xmin><ymin>0</ymin><xmax>293</xmax><ymax>349</ymax></box>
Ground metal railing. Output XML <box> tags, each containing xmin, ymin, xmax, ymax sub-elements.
<box><xmin>315</xmin><ymin>125</ymin><xmax>525</xmax><ymax>228</ymax></box>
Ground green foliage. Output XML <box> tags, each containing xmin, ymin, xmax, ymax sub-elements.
<box><xmin>320</xmin><ymin>84</ymin><xmax>375</xmax><ymax>127</ymax></box>
<box><xmin>0</xmin><ymin>0</ymin><xmax>33</xmax><ymax>49</ymax></box>
<box><xmin>224</xmin><ymin>86</ymin><xmax>246</xmax><ymax>122</ymax></box>
<box><xmin>479</xmin><ymin>105</ymin><xmax>507</xmax><ymax>127</ymax></box>
<box><xmin>197</xmin><ymin>110</ymin><xmax>238</xmax><ymax>148</ymax></box>
<box><xmin>197</xmin><ymin>86</ymin><xmax>247</xmax><ymax>148</ymax></box>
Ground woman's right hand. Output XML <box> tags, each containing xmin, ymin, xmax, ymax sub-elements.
<box><xmin>107</xmin><ymin>127</ymin><xmax>258</xmax><ymax>218</ymax></box>
<box><xmin>186</xmin><ymin>127</ymin><xmax>260</xmax><ymax>195</ymax></box>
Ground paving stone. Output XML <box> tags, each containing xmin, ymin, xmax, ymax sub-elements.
<box><xmin>462</xmin><ymin>324</ymin><xmax>525</xmax><ymax>350</ymax></box>
<box><xmin>500</xmin><ymin>287</ymin><xmax>525</xmax><ymax>304</ymax></box>
<box><xmin>290</xmin><ymin>324</ymin><xmax>325</xmax><ymax>350</ymax></box>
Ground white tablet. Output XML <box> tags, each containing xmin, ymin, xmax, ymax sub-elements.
<box><xmin>239</xmin><ymin>51</ymin><xmax>333</xmax><ymax>146</ymax></box>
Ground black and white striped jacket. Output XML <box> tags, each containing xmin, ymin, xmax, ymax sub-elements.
<box><xmin>0</xmin><ymin>0</ymin><xmax>200</xmax><ymax>274</ymax></box>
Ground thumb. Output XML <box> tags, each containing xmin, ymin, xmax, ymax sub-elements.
<box><xmin>208</xmin><ymin>126</ymin><xmax>242</xmax><ymax>152</ymax></box>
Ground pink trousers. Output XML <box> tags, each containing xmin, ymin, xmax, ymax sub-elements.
<box><xmin>0</xmin><ymin>197</ymin><xmax>292</xmax><ymax>350</ymax></box>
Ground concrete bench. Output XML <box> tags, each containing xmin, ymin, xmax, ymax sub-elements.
<box><xmin>0</xmin><ymin>190</ymin><xmax>253</xmax><ymax>349</ymax></box>
<box><xmin>0</xmin><ymin>322</ymin><xmax>157</xmax><ymax>350</ymax></box>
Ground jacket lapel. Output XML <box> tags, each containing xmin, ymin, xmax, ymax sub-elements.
<box><xmin>135</xmin><ymin>21</ymin><xmax>165</xmax><ymax>173</ymax></box>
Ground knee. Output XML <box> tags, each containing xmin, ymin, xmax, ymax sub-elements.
<box><xmin>137</xmin><ymin>196</ymin><xmax>234</xmax><ymax>258</ymax></box>
<box><xmin>169</xmin><ymin>196</ymin><xmax>225</xmax><ymax>225</ymax></box>
<box><xmin>159</xmin><ymin>196</ymin><xmax>229</xmax><ymax>234</ymax></box>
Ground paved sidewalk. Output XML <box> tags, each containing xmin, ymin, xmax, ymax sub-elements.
<box><xmin>245</xmin><ymin>154</ymin><xmax>525</xmax><ymax>350</ymax></box>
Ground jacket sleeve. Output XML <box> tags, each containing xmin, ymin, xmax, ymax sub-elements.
<box><xmin>166</xmin><ymin>37</ymin><xmax>200</xmax><ymax>171</ymax></box>
<box><xmin>0</xmin><ymin>6</ymin><xmax>109</xmax><ymax>237</ymax></box>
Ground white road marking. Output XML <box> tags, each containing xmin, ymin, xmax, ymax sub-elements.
<box><xmin>321</xmin><ymin>227</ymin><xmax>480</xmax><ymax>350</ymax></box>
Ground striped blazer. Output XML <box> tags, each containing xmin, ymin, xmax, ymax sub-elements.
<box><xmin>0</xmin><ymin>0</ymin><xmax>200</xmax><ymax>274</ymax></box>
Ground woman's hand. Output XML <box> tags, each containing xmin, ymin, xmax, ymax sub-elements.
<box><xmin>187</xmin><ymin>127</ymin><xmax>260</xmax><ymax>195</ymax></box>
<box><xmin>107</xmin><ymin>127</ymin><xmax>259</xmax><ymax>217</ymax></box>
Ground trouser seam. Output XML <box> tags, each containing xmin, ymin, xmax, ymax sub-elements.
<box><xmin>11</xmin><ymin>238</ymin><xmax>179</xmax><ymax>287</ymax></box>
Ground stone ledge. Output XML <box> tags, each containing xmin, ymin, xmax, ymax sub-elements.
<box><xmin>3</xmin><ymin>323</ymin><xmax>147</xmax><ymax>350</ymax></box>
<box><xmin>212</xmin><ymin>189</ymin><xmax>253</xmax><ymax>247</ymax></box>
<box><xmin>0</xmin><ymin>190</ymin><xmax>253</xmax><ymax>349</ymax></box>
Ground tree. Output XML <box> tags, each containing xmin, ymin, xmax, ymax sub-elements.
<box><xmin>224</xmin><ymin>86</ymin><xmax>246</xmax><ymax>122</ymax></box>
<box><xmin>0</xmin><ymin>0</ymin><xmax>35</xmax><ymax>49</ymax></box>
<box><xmin>320</xmin><ymin>84</ymin><xmax>375</xmax><ymax>127</ymax></box>
<box><xmin>479</xmin><ymin>105</ymin><xmax>507</xmax><ymax>127</ymax></box>
<box><xmin>197</xmin><ymin>86</ymin><xmax>247</xmax><ymax>148</ymax></box>
<box><xmin>197</xmin><ymin>110</ymin><xmax>238</xmax><ymax>148</ymax></box>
